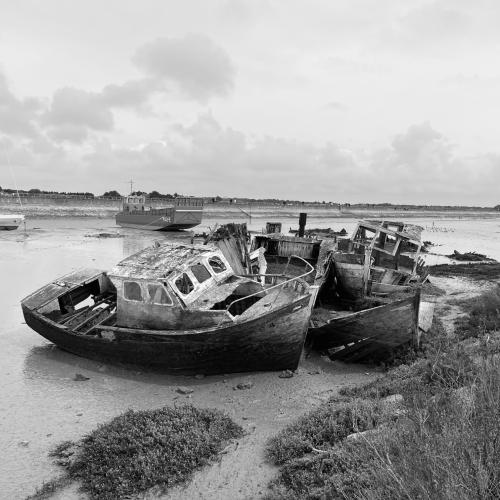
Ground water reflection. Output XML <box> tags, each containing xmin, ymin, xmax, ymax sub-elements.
<box><xmin>23</xmin><ymin>344</ymin><xmax>111</xmax><ymax>382</ymax></box>
<box><xmin>120</xmin><ymin>228</ymin><xmax>193</xmax><ymax>258</ymax></box>
<box><xmin>22</xmin><ymin>342</ymin><xmax>223</xmax><ymax>387</ymax></box>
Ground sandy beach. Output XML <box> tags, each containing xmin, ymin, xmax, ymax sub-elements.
<box><xmin>1</xmin><ymin>215</ymin><xmax>500</xmax><ymax>499</ymax></box>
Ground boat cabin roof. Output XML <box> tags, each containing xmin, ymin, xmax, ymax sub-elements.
<box><xmin>357</xmin><ymin>220</ymin><xmax>423</xmax><ymax>246</ymax></box>
<box><xmin>109</xmin><ymin>243</ymin><xmax>226</xmax><ymax>281</ymax></box>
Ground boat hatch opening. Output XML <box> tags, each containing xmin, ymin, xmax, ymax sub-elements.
<box><xmin>58</xmin><ymin>279</ymin><xmax>100</xmax><ymax>314</ymax></box>
<box><xmin>210</xmin><ymin>282</ymin><xmax>265</xmax><ymax>316</ymax></box>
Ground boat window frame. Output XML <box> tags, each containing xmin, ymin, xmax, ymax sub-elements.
<box><xmin>372</xmin><ymin>229</ymin><xmax>402</xmax><ymax>257</ymax></box>
<box><xmin>168</xmin><ymin>252</ymin><xmax>233</xmax><ymax>302</ymax></box>
<box><xmin>190</xmin><ymin>263</ymin><xmax>212</xmax><ymax>284</ymax></box>
<box><xmin>174</xmin><ymin>272</ymin><xmax>196</xmax><ymax>296</ymax></box>
<box><xmin>123</xmin><ymin>280</ymin><xmax>144</xmax><ymax>302</ymax></box>
<box><xmin>147</xmin><ymin>282</ymin><xmax>174</xmax><ymax>306</ymax></box>
<box><xmin>207</xmin><ymin>255</ymin><xmax>227</xmax><ymax>274</ymax></box>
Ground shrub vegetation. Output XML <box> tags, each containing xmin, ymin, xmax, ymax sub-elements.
<box><xmin>265</xmin><ymin>285</ymin><xmax>500</xmax><ymax>500</ymax></box>
<box><xmin>429</xmin><ymin>262</ymin><xmax>500</xmax><ymax>281</ymax></box>
<box><xmin>32</xmin><ymin>405</ymin><xmax>243</xmax><ymax>500</ymax></box>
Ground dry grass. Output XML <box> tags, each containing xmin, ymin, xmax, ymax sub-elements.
<box><xmin>455</xmin><ymin>284</ymin><xmax>500</xmax><ymax>338</ymax></box>
<box><xmin>266</xmin><ymin>399</ymin><xmax>386</xmax><ymax>465</ymax></box>
<box><xmin>265</xmin><ymin>286</ymin><xmax>500</xmax><ymax>500</ymax></box>
<box><xmin>354</xmin><ymin>358</ymin><xmax>500</xmax><ymax>500</ymax></box>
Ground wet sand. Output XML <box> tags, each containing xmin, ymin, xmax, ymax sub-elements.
<box><xmin>1</xmin><ymin>216</ymin><xmax>500</xmax><ymax>499</ymax></box>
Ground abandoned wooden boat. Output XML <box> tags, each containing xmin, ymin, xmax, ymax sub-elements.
<box><xmin>21</xmin><ymin>243</ymin><xmax>318</xmax><ymax>374</ymax></box>
<box><xmin>0</xmin><ymin>214</ymin><xmax>24</xmax><ymax>230</ymax></box>
<box><xmin>333</xmin><ymin>220</ymin><xmax>428</xmax><ymax>299</ymax></box>
<box><xmin>115</xmin><ymin>194</ymin><xmax>203</xmax><ymax>231</ymax></box>
<box><xmin>309</xmin><ymin>289</ymin><xmax>421</xmax><ymax>362</ymax></box>
<box><xmin>247</xmin><ymin>224</ymin><xmax>424</xmax><ymax>362</ymax></box>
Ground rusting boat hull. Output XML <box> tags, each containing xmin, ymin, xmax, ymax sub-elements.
<box><xmin>115</xmin><ymin>211</ymin><xmax>202</xmax><ymax>231</ymax></box>
<box><xmin>309</xmin><ymin>292</ymin><xmax>420</xmax><ymax>362</ymax></box>
<box><xmin>22</xmin><ymin>294</ymin><xmax>312</xmax><ymax>374</ymax></box>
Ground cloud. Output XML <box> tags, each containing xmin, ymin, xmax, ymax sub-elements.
<box><xmin>391</xmin><ymin>122</ymin><xmax>452</xmax><ymax>171</ymax></box>
<box><xmin>4</xmin><ymin>107</ymin><xmax>499</xmax><ymax>205</ymax></box>
<box><xmin>132</xmin><ymin>35</ymin><xmax>235</xmax><ymax>101</ymax></box>
<box><xmin>400</xmin><ymin>3</ymin><xmax>468</xmax><ymax>42</ymax></box>
<box><xmin>80</xmin><ymin>114</ymin><xmax>369</xmax><ymax>200</ymax></box>
<box><xmin>42</xmin><ymin>87</ymin><xmax>114</xmax><ymax>143</ymax></box>
<box><xmin>101</xmin><ymin>78</ymin><xmax>161</xmax><ymax>108</ymax></box>
<box><xmin>377</xmin><ymin>1</ymin><xmax>474</xmax><ymax>56</ymax></box>
<box><xmin>35</xmin><ymin>34</ymin><xmax>236</xmax><ymax>144</ymax></box>
<box><xmin>0</xmin><ymin>133</ymin><xmax>67</xmax><ymax>190</ymax></box>
<box><xmin>82</xmin><ymin>117</ymin><xmax>499</xmax><ymax>204</ymax></box>
<box><xmin>324</xmin><ymin>101</ymin><xmax>348</xmax><ymax>111</ymax></box>
<box><xmin>0</xmin><ymin>72</ymin><xmax>41</xmax><ymax>137</ymax></box>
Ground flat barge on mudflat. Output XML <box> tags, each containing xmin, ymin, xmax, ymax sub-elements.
<box><xmin>115</xmin><ymin>194</ymin><xmax>203</xmax><ymax>231</ymax></box>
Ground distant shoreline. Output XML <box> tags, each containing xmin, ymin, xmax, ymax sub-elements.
<box><xmin>1</xmin><ymin>201</ymin><xmax>499</xmax><ymax>220</ymax></box>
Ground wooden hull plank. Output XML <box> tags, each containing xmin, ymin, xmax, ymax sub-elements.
<box><xmin>309</xmin><ymin>293</ymin><xmax>419</xmax><ymax>359</ymax></box>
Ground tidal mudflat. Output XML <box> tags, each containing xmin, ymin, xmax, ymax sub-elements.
<box><xmin>1</xmin><ymin>215</ymin><xmax>499</xmax><ymax>499</ymax></box>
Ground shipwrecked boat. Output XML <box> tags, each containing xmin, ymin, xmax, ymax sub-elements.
<box><xmin>333</xmin><ymin>220</ymin><xmax>428</xmax><ymax>299</ymax></box>
<box><xmin>248</xmin><ymin>221</ymin><xmax>429</xmax><ymax>362</ymax></box>
<box><xmin>21</xmin><ymin>242</ymin><xmax>318</xmax><ymax>374</ymax></box>
<box><xmin>309</xmin><ymin>276</ymin><xmax>421</xmax><ymax>363</ymax></box>
<box><xmin>115</xmin><ymin>194</ymin><xmax>203</xmax><ymax>231</ymax></box>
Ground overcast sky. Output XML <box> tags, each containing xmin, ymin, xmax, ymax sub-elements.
<box><xmin>0</xmin><ymin>0</ymin><xmax>499</xmax><ymax>204</ymax></box>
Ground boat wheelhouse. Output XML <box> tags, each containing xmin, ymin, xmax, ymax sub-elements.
<box><xmin>115</xmin><ymin>194</ymin><xmax>203</xmax><ymax>231</ymax></box>
<box><xmin>21</xmin><ymin>242</ymin><xmax>318</xmax><ymax>373</ymax></box>
<box><xmin>333</xmin><ymin>220</ymin><xmax>428</xmax><ymax>299</ymax></box>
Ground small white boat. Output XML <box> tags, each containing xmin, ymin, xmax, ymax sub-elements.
<box><xmin>0</xmin><ymin>214</ymin><xmax>25</xmax><ymax>230</ymax></box>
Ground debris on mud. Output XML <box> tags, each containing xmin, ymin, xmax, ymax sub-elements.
<box><xmin>446</xmin><ymin>250</ymin><xmax>495</xmax><ymax>262</ymax></box>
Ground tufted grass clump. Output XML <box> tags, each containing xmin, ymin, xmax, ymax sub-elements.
<box><xmin>455</xmin><ymin>284</ymin><xmax>500</xmax><ymax>338</ymax></box>
<box><xmin>266</xmin><ymin>398</ymin><xmax>386</xmax><ymax>465</ymax></box>
<box><xmin>49</xmin><ymin>405</ymin><xmax>243</xmax><ymax>500</ymax></box>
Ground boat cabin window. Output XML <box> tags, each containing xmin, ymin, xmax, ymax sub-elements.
<box><xmin>147</xmin><ymin>284</ymin><xmax>173</xmax><ymax>305</ymax></box>
<box><xmin>175</xmin><ymin>273</ymin><xmax>194</xmax><ymax>295</ymax></box>
<box><xmin>190</xmin><ymin>264</ymin><xmax>211</xmax><ymax>283</ymax></box>
<box><xmin>374</xmin><ymin>231</ymin><xmax>399</xmax><ymax>254</ymax></box>
<box><xmin>124</xmin><ymin>281</ymin><xmax>143</xmax><ymax>301</ymax></box>
<box><xmin>208</xmin><ymin>256</ymin><xmax>226</xmax><ymax>274</ymax></box>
